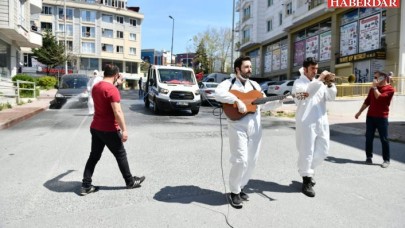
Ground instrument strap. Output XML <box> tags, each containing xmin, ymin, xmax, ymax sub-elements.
<box><xmin>228</xmin><ymin>77</ymin><xmax>257</xmax><ymax>91</ymax></box>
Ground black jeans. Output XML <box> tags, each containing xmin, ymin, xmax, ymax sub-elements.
<box><xmin>82</xmin><ymin>128</ymin><xmax>134</xmax><ymax>187</ymax></box>
<box><xmin>365</xmin><ymin>116</ymin><xmax>390</xmax><ymax>162</ymax></box>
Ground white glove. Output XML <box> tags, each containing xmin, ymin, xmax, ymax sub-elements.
<box><xmin>235</xmin><ymin>99</ymin><xmax>247</xmax><ymax>113</ymax></box>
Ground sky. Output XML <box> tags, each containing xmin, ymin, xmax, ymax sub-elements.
<box><xmin>127</xmin><ymin>0</ymin><xmax>235</xmax><ymax>54</ymax></box>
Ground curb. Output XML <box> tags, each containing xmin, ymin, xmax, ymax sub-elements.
<box><xmin>0</xmin><ymin>105</ymin><xmax>49</xmax><ymax>130</ymax></box>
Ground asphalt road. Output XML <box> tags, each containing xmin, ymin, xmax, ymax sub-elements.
<box><xmin>0</xmin><ymin>90</ymin><xmax>404</xmax><ymax>228</ymax></box>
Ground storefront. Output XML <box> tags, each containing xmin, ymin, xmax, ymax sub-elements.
<box><xmin>0</xmin><ymin>39</ymin><xmax>11</xmax><ymax>78</ymax></box>
<box><xmin>336</xmin><ymin>8</ymin><xmax>387</xmax><ymax>82</ymax></box>
<box><xmin>263</xmin><ymin>37</ymin><xmax>288</xmax><ymax>80</ymax></box>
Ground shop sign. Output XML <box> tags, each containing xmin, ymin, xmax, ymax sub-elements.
<box><xmin>339</xmin><ymin>49</ymin><xmax>386</xmax><ymax>63</ymax></box>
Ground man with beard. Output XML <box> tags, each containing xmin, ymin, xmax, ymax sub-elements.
<box><xmin>215</xmin><ymin>56</ymin><xmax>282</xmax><ymax>208</ymax></box>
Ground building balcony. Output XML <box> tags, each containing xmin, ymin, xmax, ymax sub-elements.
<box><xmin>235</xmin><ymin>22</ymin><xmax>240</xmax><ymax>32</ymax></box>
<box><xmin>0</xmin><ymin>26</ymin><xmax>42</xmax><ymax>48</ymax></box>
<box><xmin>30</xmin><ymin>0</ymin><xmax>42</xmax><ymax>14</ymax></box>
<box><xmin>235</xmin><ymin>0</ymin><xmax>240</xmax><ymax>12</ymax></box>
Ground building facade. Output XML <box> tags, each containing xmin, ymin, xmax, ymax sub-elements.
<box><xmin>236</xmin><ymin>0</ymin><xmax>404</xmax><ymax>84</ymax></box>
<box><xmin>0</xmin><ymin>0</ymin><xmax>42</xmax><ymax>79</ymax></box>
<box><xmin>22</xmin><ymin>0</ymin><xmax>144</xmax><ymax>80</ymax></box>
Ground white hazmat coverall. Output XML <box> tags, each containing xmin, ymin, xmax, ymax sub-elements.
<box><xmin>87</xmin><ymin>74</ymin><xmax>103</xmax><ymax>115</ymax></box>
<box><xmin>215</xmin><ymin>76</ymin><xmax>281</xmax><ymax>194</ymax></box>
<box><xmin>292</xmin><ymin>68</ymin><xmax>337</xmax><ymax>177</ymax></box>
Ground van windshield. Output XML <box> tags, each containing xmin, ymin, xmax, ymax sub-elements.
<box><xmin>158</xmin><ymin>69</ymin><xmax>195</xmax><ymax>85</ymax></box>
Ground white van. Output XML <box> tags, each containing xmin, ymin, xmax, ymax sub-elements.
<box><xmin>144</xmin><ymin>65</ymin><xmax>201</xmax><ymax>115</ymax></box>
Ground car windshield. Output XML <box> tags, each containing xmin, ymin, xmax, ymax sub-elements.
<box><xmin>158</xmin><ymin>69</ymin><xmax>195</xmax><ymax>85</ymax></box>
<box><xmin>61</xmin><ymin>77</ymin><xmax>88</xmax><ymax>89</ymax></box>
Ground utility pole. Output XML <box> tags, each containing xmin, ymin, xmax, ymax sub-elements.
<box><xmin>169</xmin><ymin>15</ymin><xmax>174</xmax><ymax>65</ymax></box>
<box><xmin>64</xmin><ymin>0</ymin><xmax>68</xmax><ymax>74</ymax></box>
<box><xmin>231</xmin><ymin>0</ymin><xmax>235</xmax><ymax>68</ymax></box>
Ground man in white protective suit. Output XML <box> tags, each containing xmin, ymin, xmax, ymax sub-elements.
<box><xmin>292</xmin><ymin>57</ymin><xmax>337</xmax><ymax>197</ymax></box>
<box><xmin>87</xmin><ymin>70</ymin><xmax>103</xmax><ymax>115</ymax></box>
<box><xmin>215</xmin><ymin>56</ymin><xmax>283</xmax><ymax>209</ymax></box>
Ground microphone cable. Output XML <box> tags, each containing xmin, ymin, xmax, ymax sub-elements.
<box><xmin>211</xmin><ymin>103</ymin><xmax>234</xmax><ymax>228</ymax></box>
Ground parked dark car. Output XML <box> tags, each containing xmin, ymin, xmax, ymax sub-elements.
<box><xmin>50</xmin><ymin>74</ymin><xmax>89</xmax><ymax>109</ymax></box>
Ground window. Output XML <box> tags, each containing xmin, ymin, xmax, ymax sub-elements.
<box><xmin>242</xmin><ymin>29</ymin><xmax>250</xmax><ymax>43</ymax></box>
<box><xmin>81</xmin><ymin>10</ymin><xmax>96</xmax><ymax>22</ymax></box>
<box><xmin>58</xmin><ymin>8</ymin><xmax>73</xmax><ymax>20</ymax></box>
<box><xmin>41</xmin><ymin>22</ymin><xmax>52</xmax><ymax>31</ymax></box>
<box><xmin>102</xmin><ymin>44</ymin><xmax>113</xmax><ymax>52</ymax></box>
<box><xmin>102</xmin><ymin>14</ymin><xmax>113</xmax><ymax>23</ymax></box>
<box><xmin>126</xmin><ymin>62</ymin><xmax>138</xmax><ymax>73</ymax></box>
<box><xmin>243</xmin><ymin>6</ymin><xmax>251</xmax><ymax>21</ymax></box>
<box><xmin>42</xmin><ymin>6</ymin><xmax>53</xmax><ymax>15</ymax></box>
<box><xmin>82</xmin><ymin>26</ymin><xmax>95</xmax><ymax>37</ymax></box>
<box><xmin>267</xmin><ymin>0</ymin><xmax>273</xmax><ymax>7</ymax></box>
<box><xmin>116</xmin><ymin>31</ymin><xmax>123</xmax><ymax>38</ymax></box>
<box><xmin>129</xmin><ymin>33</ymin><xmax>136</xmax><ymax>41</ymax></box>
<box><xmin>279</xmin><ymin>12</ymin><xmax>283</xmax><ymax>25</ymax></box>
<box><xmin>58</xmin><ymin>24</ymin><xmax>73</xmax><ymax>36</ymax></box>
<box><xmin>286</xmin><ymin>2</ymin><xmax>293</xmax><ymax>15</ymax></box>
<box><xmin>80</xmin><ymin>58</ymin><xmax>99</xmax><ymax>70</ymax></box>
<box><xmin>267</xmin><ymin>19</ymin><xmax>273</xmax><ymax>32</ymax></box>
<box><xmin>116</xmin><ymin>16</ymin><xmax>124</xmax><ymax>24</ymax></box>
<box><xmin>116</xmin><ymin>46</ymin><xmax>124</xmax><ymax>53</ymax></box>
<box><xmin>59</xmin><ymin>40</ymin><xmax>73</xmax><ymax>51</ymax></box>
<box><xmin>129</xmin><ymin>47</ymin><xmax>136</xmax><ymax>55</ymax></box>
<box><xmin>101</xmin><ymin>0</ymin><xmax>126</xmax><ymax>9</ymax></box>
<box><xmin>102</xmin><ymin>28</ymin><xmax>113</xmax><ymax>38</ymax></box>
<box><xmin>129</xmin><ymin>18</ymin><xmax>137</xmax><ymax>26</ymax></box>
<box><xmin>82</xmin><ymin>42</ymin><xmax>95</xmax><ymax>53</ymax></box>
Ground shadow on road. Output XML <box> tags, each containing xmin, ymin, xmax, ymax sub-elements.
<box><xmin>153</xmin><ymin>185</ymin><xmax>227</xmax><ymax>206</ymax></box>
<box><xmin>246</xmin><ymin>179</ymin><xmax>301</xmax><ymax>201</ymax></box>
<box><xmin>43</xmin><ymin>170</ymin><xmax>127</xmax><ymax>196</ymax></box>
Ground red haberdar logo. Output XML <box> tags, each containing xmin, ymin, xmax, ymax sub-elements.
<box><xmin>327</xmin><ymin>0</ymin><xmax>400</xmax><ymax>8</ymax></box>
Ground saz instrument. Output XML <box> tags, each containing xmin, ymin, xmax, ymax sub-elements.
<box><xmin>222</xmin><ymin>90</ymin><xmax>302</xmax><ymax>121</ymax></box>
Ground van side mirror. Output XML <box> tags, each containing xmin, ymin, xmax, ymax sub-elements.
<box><xmin>149</xmin><ymin>79</ymin><xmax>154</xmax><ymax>85</ymax></box>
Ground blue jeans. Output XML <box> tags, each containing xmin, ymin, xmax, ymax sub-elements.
<box><xmin>365</xmin><ymin>116</ymin><xmax>390</xmax><ymax>162</ymax></box>
<box><xmin>82</xmin><ymin>128</ymin><xmax>134</xmax><ymax>187</ymax></box>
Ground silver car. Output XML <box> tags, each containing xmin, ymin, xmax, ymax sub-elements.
<box><xmin>267</xmin><ymin>80</ymin><xmax>295</xmax><ymax>96</ymax></box>
<box><xmin>198</xmin><ymin>82</ymin><xmax>219</xmax><ymax>105</ymax></box>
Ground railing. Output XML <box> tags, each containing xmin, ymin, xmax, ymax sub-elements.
<box><xmin>335</xmin><ymin>76</ymin><xmax>404</xmax><ymax>97</ymax></box>
<box><xmin>16</xmin><ymin>80</ymin><xmax>37</xmax><ymax>104</ymax></box>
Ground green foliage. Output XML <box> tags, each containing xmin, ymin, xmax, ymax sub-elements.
<box><xmin>12</xmin><ymin>74</ymin><xmax>38</xmax><ymax>98</ymax></box>
<box><xmin>194</xmin><ymin>41</ymin><xmax>209</xmax><ymax>74</ymax></box>
<box><xmin>32</xmin><ymin>30</ymin><xmax>67</xmax><ymax>74</ymax></box>
<box><xmin>37</xmin><ymin>76</ymin><xmax>57</xmax><ymax>89</ymax></box>
<box><xmin>0</xmin><ymin>102</ymin><xmax>12</xmax><ymax>111</ymax></box>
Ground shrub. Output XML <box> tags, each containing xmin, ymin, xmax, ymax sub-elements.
<box><xmin>37</xmin><ymin>76</ymin><xmax>57</xmax><ymax>89</ymax></box>
<box><xmin>12</xmin><ymin>74</ymin><xmax>36</xmax><ymax>97</ymax></box>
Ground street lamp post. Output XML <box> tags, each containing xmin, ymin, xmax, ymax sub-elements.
<box><xmin>169</xmin><ymin>15</ymin><xmax>174</xmax><ymax>65</ymax></box>
<box><xmin>186</xmin><ymin>38</ymin><xmax>191</xmax><ymax>67</ymax></box>
<box><xmin>64</xmin><ymin>0</ymin><xmax>68</xmax><ymax>74</ymax></box>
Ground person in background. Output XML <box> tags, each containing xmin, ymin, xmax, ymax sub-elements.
<box><xmin>80</xmin><ymin>64</ymin><xmax>145</xmax><ymax>196</ymax></box>
<box><xmin>355</xmin><ymin>71</ymin><xmax>395</xmax><ymax>168</ymax></box>
<box><xmin>138</xmin><ymin>76</ymin><xmax>143</xmax><ymax>98</ymax></box>
<box><xmin>87</xmin><ymin>70</ymin><xmax>103</xmax><ymax>115</ymax></box>
<box><xmin>292</xmin><ymin>57</ymin><xmax>337</xmax><ymax>198</ymax></box>
<box><xmin>215</xmin><ymin>56</ymin><xmax>282</xmax><ymax>209</ymax></box>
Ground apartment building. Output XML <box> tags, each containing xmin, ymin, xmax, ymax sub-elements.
<box><xmin>236</xmin><ymin>0</ymin><xmax>404</xmax><ymax>83</ymax></box>
<box><xmin>0</xmin><ymin>0</ymin><xmax>42</xmax><ymax>79</ymax></box>
<box><xmin>22</xmin><ymin>0</ymin><xmax>144</xmax><ymax>81</ymax></box>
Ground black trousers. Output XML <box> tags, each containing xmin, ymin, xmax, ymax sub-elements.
<box><xmin>82</xmin><ymin>128</ymin><xmax>134</xmax><ymax>187</ymax></box>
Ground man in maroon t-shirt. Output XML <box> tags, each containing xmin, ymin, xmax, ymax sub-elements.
<box><xmin>80</xmin><ymin>64</ymin><xmax>145</xmax><ymax>196</ymax></box>
<box><xmin>355</xmin><ymin>71</ymin><xmax>395</xmax><ymax>168</ymax></box>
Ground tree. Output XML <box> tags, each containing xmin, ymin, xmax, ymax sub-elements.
<box><xmin>32</xmin><ymin>30</ymin><xmax>67</xmax><ymax>75</ymax></box>
<box><xmin>193</xmin><ymin>27</ymin><xmax>232</xmax><ymax>73</ymax></box>
<box><xmin>193</xmin><ymin>40</ymin><xmax>209</xmax><ymax>74</ymax></box>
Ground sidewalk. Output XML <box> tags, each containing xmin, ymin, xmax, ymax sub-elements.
<box><xmin>274</xmin><ymin>95</ymin><xmax>405</xmax><ymax>143</ymax></box>
<box><xmin>0</xmin><ymin>89</ymin><xmax>56</xmax><ymax>130</ymax></box>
